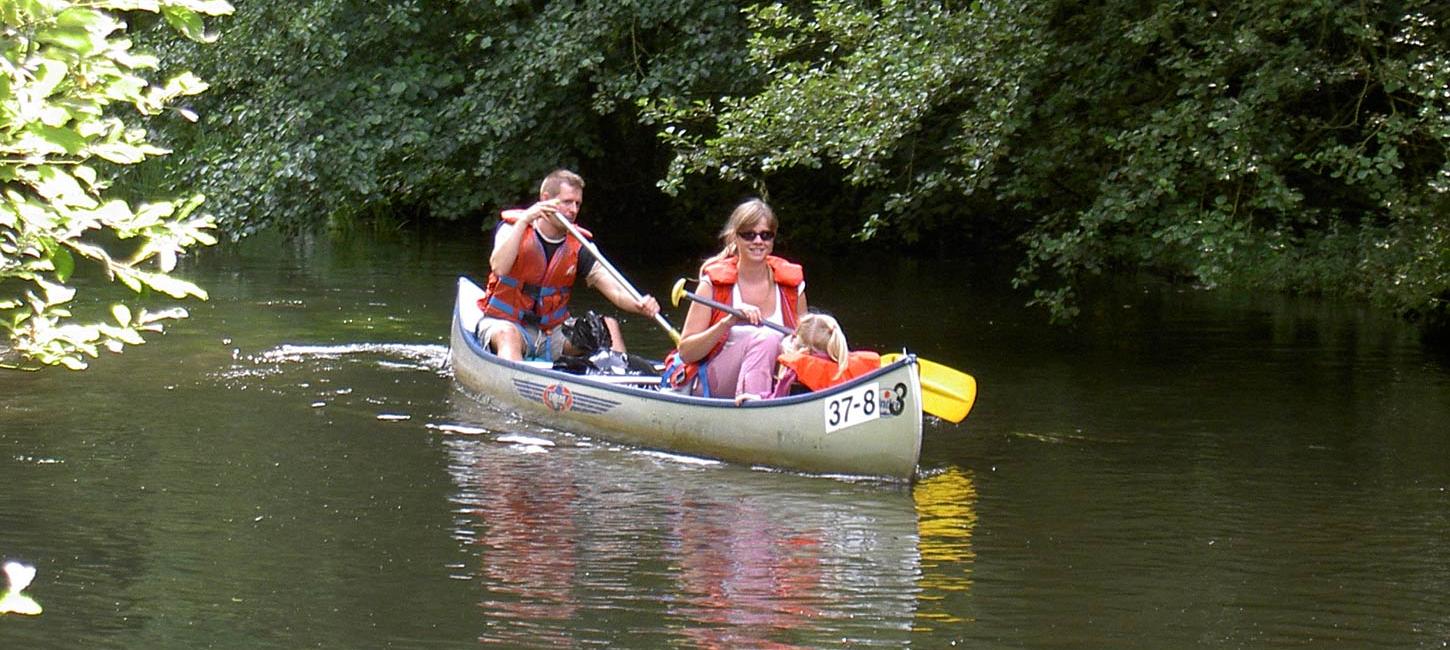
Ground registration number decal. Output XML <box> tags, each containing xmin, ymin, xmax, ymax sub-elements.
<box><xmin>824</xmin><ymin>382</ymin><xmax>881</xmax><ymax>433</ymax></box>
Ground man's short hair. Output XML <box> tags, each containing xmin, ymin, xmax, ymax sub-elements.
<box><xmin>540</xmin><ymin>169</ymin><xmax>584</xmax><ymax>197</ymax></box>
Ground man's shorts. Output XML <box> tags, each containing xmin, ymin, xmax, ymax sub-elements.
<box><xmin>475</xmin><ymin>317</ymin><xmax>566</xmax><ymax>362</ymax></box>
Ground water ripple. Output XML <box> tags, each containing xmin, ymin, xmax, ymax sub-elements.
<box><xmin>255</xmin><ymin>342</ymin><xmax>450</xmax><ymax>373</ymax></box>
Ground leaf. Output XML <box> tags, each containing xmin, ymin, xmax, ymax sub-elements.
<box><xmin>54</xmin><ymin>7</ymin><xmax>100</xmax><ymax>29</ymax></box>
<box><xmin>52</xmin><ymin>246</ymin><xmax>75</xmax><ymax>283</ymax></box>
<box><xmin>37</xmin><ymin>26</ymin><xmax>99</xmax><ymax>55</ymax></box>
<box><xmin>26</xmin><ymin>167</ymin><xmax>97</xmax><ymax>208</ymax></box>
<box><xmin>111</xmin><ymin>304</ymin><xmax>132</xmax><ymax>326</ymax></box>
<box><xmin>31</xmin><ymin>60</ymin><xmax>70</xmax><ymax>100</ymax></box>
<box><xmin>102</xmin><ymin>76</ymin><xmax>148</xmax><ymax>102</ymax></box>
<box><xmin>93</xmin><ymin>1</ymin><xmax>162</xmax><ymax>11</ymax></box>
<box><xmin>161</xmin><ymin>6</ymin><xmax>213</xmax><ymax>43</ymax></box>
<box><xmin>59</xmin><ymin>357</ymin><xmax>89</xmax><ymax>370</ymax></box>
<box><xmin>157</xmin><ymin>246</ymin><xmax>177</xmax><ymax>272</ymax></box>
<box><xmin>139</xmin><ymin>307</ymin><xmax>189</xmax><ymax>324</ymax></box>
<box><xmin>84</xmin><ymin>200</ymin><xmax>135</xmax><ymax>229</ymax></box>
<box><xmin>114</xmin><ymin>50</ymin><xmax>161</xmax><ymax>69</ymax></box>
<box><xmin>131</xmin><ymin>201</ymin><xmax>178</xmax><ymax>227</ymax></box>
<box><xmin>113</xmin><ymin>267</ymin><xmax>144</xmax><ymax>292</ymax></box>
<box><xmin>38</xmin><ymin>279</ymin><xmax>77</xmax><ymax>307</ymax></box>
<box><xmin>167</xmin><ymin>0</ymin><xmax>235</xmax><ymax>15</ymax></box>
<box><xmin>73</xmin><ymin>165</ymin><xmax>97</xmax><ymax>187</ymax></box>
<box><xmin>161</xmin><ymin>72</ymin><xmax>210</xmax><ymax>97</ymax></box>
<box><xmin>89</xmin><ymin>142</ymin><xmax>149</xmax><ymax>164</ymax></box>
<box><xmin>113</xmin><ymin>327</ymin><xmax>146</xmax><ymax>345</ymax></box>
<box><xmin>29</xmin><ymin>125</ymin><xmax>87</xmax><ymax>155</ymax></box>
<box><xmin>129</xmin><ymin>269</ymin><xmax>208</xmax><ymax>299</ymax></box>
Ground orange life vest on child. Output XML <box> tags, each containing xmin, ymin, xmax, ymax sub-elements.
<box><xmin>777</xmin><ymin>350</ymin><xmax>882</xmax><ymax>391</ymax></box>
<box><xmin>480</xmin><ymin>211</ymin><xmax>592</xmax><ymax>331</ymax></box>
<box><xmin>663</xmin><ymin>255</ymin><xmax>804</xmax><ymax>393</ymax></box>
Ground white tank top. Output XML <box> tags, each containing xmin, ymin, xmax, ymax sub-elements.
<box><xmin>731</xmin><ymin>283</ymin><xmax>787</xmax><ymax>327</ymax></box>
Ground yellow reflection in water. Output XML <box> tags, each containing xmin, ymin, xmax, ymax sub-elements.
<box><xmin>912</xmin><ymin>467</ymin><xmax>977</xmax><ymax>630</ymax></box>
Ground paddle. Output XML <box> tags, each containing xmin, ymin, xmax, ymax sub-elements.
<box><xmin>550</xmin><ymin>212</ymin><xmax>681</xmax><ymax>345</ymax></box>
<box><xmin>881</xmin><ymin>353</ymin><xmax>976</xmax><ymax>424</ymax></box>
<box><xmin>668</xmin><ymin>278</ymin><xmax>793</xmax><ymax>336</ymax></box>
<box><xmin>670</xmin><ymin>278</ymin><xmax>977</xmax><ymax>423</ymax></box>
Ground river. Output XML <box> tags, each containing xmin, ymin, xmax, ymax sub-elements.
<box><xmin>3</xmin><ymin>227</ymin><xmax>1449</xmax><ymax>648</ymax></box>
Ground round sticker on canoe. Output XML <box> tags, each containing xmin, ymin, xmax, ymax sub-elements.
<box><xmin>542</xmin><ymin>384</ymin><xmax>574</xmax><ymax>412</ymax></box>
<box><xmin>881</xmin><ymin>382</ymin><xmax>908</xmax><ymax>416</ymax></box>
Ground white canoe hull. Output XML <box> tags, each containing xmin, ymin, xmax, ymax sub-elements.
<box><xmin>448</xmin><ymin>277</ymin><xmax>923</xmax><ymax>480</ymax></box>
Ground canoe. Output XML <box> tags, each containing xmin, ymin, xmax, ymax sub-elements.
<box><xmin>448</xmin><ymin>277</ymin><xmax>924</xmax><ymax>480</ymax></box>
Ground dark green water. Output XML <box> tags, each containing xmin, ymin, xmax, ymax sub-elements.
<box><xmin>3</xmin><ymin>229</ymin><xmax>1449</xmax><ymax>648</ymax></box>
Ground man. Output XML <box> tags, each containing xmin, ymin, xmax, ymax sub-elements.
<box><xmin>476</xmin><ymin>169</ymin><xmax>660</xmax><ymax>361</ymax></box>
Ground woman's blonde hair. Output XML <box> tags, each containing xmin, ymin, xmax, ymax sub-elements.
<box><xmin>784</xmin><ymin>313</ymin><xmax>850</xmax><ymax>379</ymax></box>
<box><xmin>701</xmin><ymin>198</ymin><xmax>778</xmax><ymax>271</ymax></box>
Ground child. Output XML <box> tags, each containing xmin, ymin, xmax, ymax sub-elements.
<box><xmin>771</xmin><ymin>313</ymin><xmax>881</xmax><ymax>397</ymax></box>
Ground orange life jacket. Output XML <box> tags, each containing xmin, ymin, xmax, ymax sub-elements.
<box><xmin>663</xmin><ymin>255</ymin><xmax>804</xmax><ymax>394</ymax></box>
<box><xmin>480</xmin><ymin>211</ymin><xmax>592</xmax><ymax>331</ymax></box>
<box><xmin>776</xmin><ymin>350</ymin><xmax>882</xmax><ymax>391</ymax></box>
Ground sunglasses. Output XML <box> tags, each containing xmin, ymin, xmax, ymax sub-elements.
<box><xmin>737</xmin><ymin>230</ymin><xmax>776</xmax><ymax>242</ymax></box>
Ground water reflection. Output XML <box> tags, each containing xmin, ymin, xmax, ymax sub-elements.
<box><xmin>454</xmin><ymin>438</ymin><xmax>582</xmax><ymax>646</ymax></box>
<box><xmin>912</xmin><ymin>467</ymin><xmax>978</xmax><ymax>631</ymax></box>
<box><xmin>441</xmin><ymin>393</ymin><xmax>931</xmax><ymax>648</ymax></box>
<box><xmin>665</xmin><ymin>492</ymin><xmax>826</xmax><ymax>649</ymax></box>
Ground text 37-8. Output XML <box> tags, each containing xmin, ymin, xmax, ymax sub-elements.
<box><xmin>824</xmin><ymin>382</ymin><xmax>880</xmax><ymax>433</ymax></box>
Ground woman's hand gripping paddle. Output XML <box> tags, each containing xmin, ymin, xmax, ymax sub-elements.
<box><xmin>669</xmin><ymin>278</ymin><xmax>793</xmax><ymax>336</ymax></box>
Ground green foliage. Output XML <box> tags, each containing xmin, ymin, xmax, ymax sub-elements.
<box><xmin>145</xmin><ymin>0</ymin><xmax>756</xmax><ymax>236</ymax></box>
<box><xmin>114</xmin><ymin>0</ymin><xmax>1450</xmax><ymax>329</ymax></box>
<box><xmin>1</xmin><ymin>0</ymin><xmax>230</xmax><ymax>370</ymax></box>
<box><xmin>644</xmin><ymin>0</ymin><xmax>1042</xmax><ymax>244</ymax></box>
<box><xmin>649</xmin><ymin>0</ymin><xmax>1450</xmax><ymax>326</ymax></box>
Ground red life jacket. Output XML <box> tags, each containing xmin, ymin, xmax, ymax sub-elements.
<box><xmin>777</xmin><ymin>350</ymin><xmax>882</xmax><ymax>391</ymax></box>
<box><xmin>663</xmin><ymin>255</ymin><xmax>803</xmax><ymax>393</ymax></box>
<box><xmin>479</xmin><ymin>211</ymin><xmax>592</xmax><ymax>331</ymax></box>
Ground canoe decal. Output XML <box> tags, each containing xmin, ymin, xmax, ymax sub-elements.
<box><xmin>513</xmin><ymin>378</ymin><xmax>619</xmax><ymax>415</ymax></box>
<box><xmin>880</xmin><ymin>382</ymin><xmax>909</xmax><ymax>417</ymax></box>
<box><xmin>542</xmin><ymin>384</ymin><xmax>574</xmax><ymax>412</ymax></box>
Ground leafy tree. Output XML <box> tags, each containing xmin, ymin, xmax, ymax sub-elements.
<box><xmin>1</xmin><ymin>0</ymin><xmax>232</xmax><ymax>369</ymax></box>
<box><xmin>648</xmin><ymin>0</ymin><xmax>1450</xmax><ymax>328</ymax></box>
<box><xmin>146</xmin><ymin>0</ymin><xmax>757</xmax><ymax>237</ymax></box>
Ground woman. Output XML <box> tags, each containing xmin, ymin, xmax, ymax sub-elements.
<box><xmin>671</xmin><ymin>199</ymin><xmax>808</xmax><ymax>403</ymax></box>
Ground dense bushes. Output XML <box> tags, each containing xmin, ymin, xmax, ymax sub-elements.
<box><xmin>145</xmin><ymin>0</ymin><xmax>756</xmax><ymax>237</ymax></box>
<box><xmin>147</xmin><ymin>0</ymin><xmax>1450</xmax><ymax>329</ymax></box>
<box><xmin>655</xmin><ymin>0</ymin><xmax>1450</xmax><ymax>325</ymax></box>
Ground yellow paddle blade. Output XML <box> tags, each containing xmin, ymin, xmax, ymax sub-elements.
<box><xmin>882</xmin><ymin>353</ymin><xmax>977</xmax><ymax>424</ymax></box>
